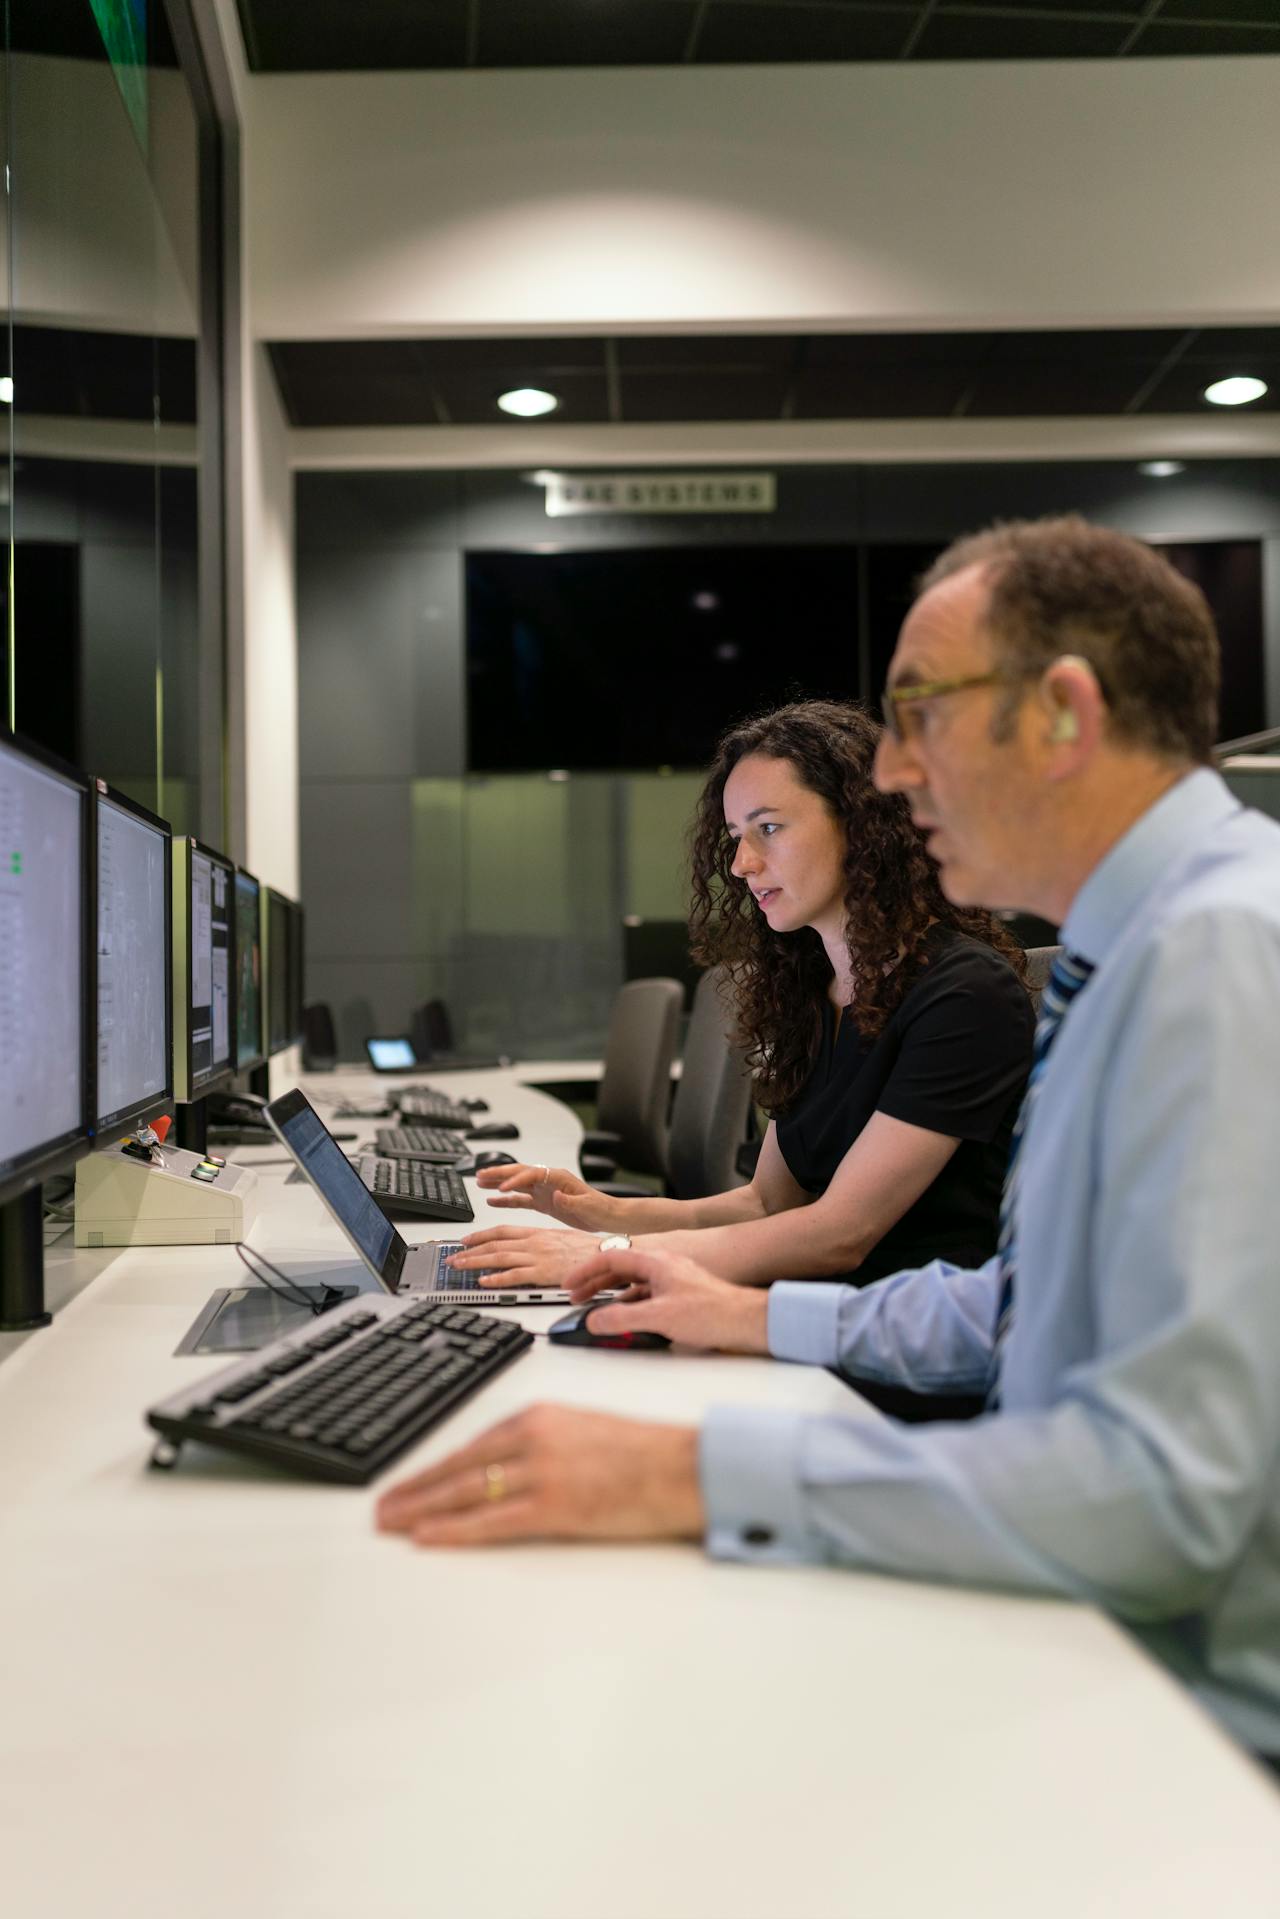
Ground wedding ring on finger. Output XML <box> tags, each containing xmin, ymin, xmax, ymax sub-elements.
<box><xmin>484</xmin><ymin>1462</ymin><xmax>508</xmax><ymax>1502</ymax></box>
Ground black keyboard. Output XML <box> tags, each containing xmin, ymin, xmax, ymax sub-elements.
<box><xmin>356</xmin><ymin>1154</ymin><xmax>475</xmax><ymax>1223</ymax></box>
<box><xmin>375</xmin><ymin>1124</ymin><xmax>468</xmax><ymax>1162</ymax></box>
<box><xmin>146</xmin><ymin>1295</ymin><xmax>533</xmax><ymax>1485</ymax></box>
<box><xmin>393</xmin><ymin>1089</ymin><xmax>474</xmax><ymax>1129</ymax></box>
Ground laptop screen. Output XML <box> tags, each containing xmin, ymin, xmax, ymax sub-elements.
<box><xmin>266</xmin><ymin>1089</ymin><xmax>403</xmax><ymax>1290</ymax></box>
<box><xmin>366</xmin><ymin>1036</ymin><xmax>416</xmax><ymax>1071</ymax></box>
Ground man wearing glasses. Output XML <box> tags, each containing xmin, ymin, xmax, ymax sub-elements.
<box><xmin>378</xmin><ymin>516</ymin><xmax>1280</xmax><ymax>1766</ymax></box>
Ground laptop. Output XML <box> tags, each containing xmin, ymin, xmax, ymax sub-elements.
<box><xmin>365</xmin><ymin>1035</ymin><xmax>511</xmax><ymax>1074</ymax></box>
<box><xmin>265</xmin><ymin>1087</ymin><xmax>616</xmax><ymax>1307</ymax></box>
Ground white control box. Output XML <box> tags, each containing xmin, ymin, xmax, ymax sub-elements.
<box><xmin>74</xmin><ymin>1141</ymin><xmax>258</xmax><ymax>1248</ymax></box>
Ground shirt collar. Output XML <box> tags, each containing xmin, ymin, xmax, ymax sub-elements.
<box><xmin>1060</xmin><ymin>767</ymin><xmax>1240</xmax><ymax>967</ymax></box>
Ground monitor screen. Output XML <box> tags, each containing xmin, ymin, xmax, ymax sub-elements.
<box><xmin>465</xmin><ymin>545</ymin><xmax>860</xmax><ymax>772</ymax></box>
<box><xmin>234</xmin><ymin>870</ymin><xmax>263</xmax><ymax>1071</ymax></box>
<box><xmin>0</xmin><ymin>734</ymin><xmax>89</xmax><ymax>1197</ymax></box>
<box><xmin>95</xmin><ymin>788</ymin><xmax>170</xmax><ymax>1132</ymax></box>
<box><xmin>268</xmin><ymin>1089</ymin><xmax>396</xmax><ymax>1282</ymax></box>
<box><xmin>189</xmin><ymin>845</ymin><xmax>233</xmax><ymax>1093</ymax></box>
<box><xmin>266</xmin><ymin>888</ymin><xmax>290</xmax><ymax>1055</ymax></box>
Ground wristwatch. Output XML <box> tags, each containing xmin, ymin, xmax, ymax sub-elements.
<box><xmin>597</xmin><ymin>1233</ymin><xmax>633</xmax><ymax>1253</ymax></box>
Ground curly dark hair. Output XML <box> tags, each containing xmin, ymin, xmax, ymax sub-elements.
<box><xmin>688</xmin><ymin>699</ymin><xmax>1028</xmax><ymax>1115</ymax></box>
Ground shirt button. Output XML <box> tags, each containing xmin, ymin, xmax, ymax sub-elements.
<box><xmin>741</xmin><ymin>1525</ymin><xmax>775</xmax><ymax>1549</ymax></box>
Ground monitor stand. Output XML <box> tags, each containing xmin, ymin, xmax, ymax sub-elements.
<box><xmin>0</xmin><ymin>1189</ymin><xmax>51</xmax><ymax>1332</ymax></box>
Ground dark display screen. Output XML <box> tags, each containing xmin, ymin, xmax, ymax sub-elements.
<box><xmin>466</xmin><ymin>545</ymin><xmax>860</xmax><ymax>772</ymax></box>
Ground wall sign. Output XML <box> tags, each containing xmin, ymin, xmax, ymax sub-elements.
<box><xmin>544</xmin><ymin>473</ymin><xmax>776</xmax><ymax>517</ymax></box>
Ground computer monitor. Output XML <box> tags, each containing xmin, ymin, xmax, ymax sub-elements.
<box><xmin>287</xmin><ymin>899</ymin><xmax>305</xmax><ymax>1045</ymax></box>
<box><xmin>264</xmin><ymin>886</ymin><xmax>291</xmax><ymax>1056</ymax></box>
<box><xmin>234</xmin><ymin>868</ymin><xmax>264</xmax><ymax>1073</ymax></box>
<box><xmin>92</xmin><ymin>781</ymin><xmax>173</xmax><ymax>1140</ymax></box>
<box><xmin>172</xmin><ymin>837</ymin><xmax>236</xmax><ymax>1104</ymax></box>
<box><xmin>0</xmin><ymin>729</ymin><xmax>93</xmax><ymax>1207</ymax></box>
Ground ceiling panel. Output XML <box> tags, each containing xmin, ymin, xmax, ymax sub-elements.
<box><xmin>1133</xmin><ymin>22</ymin><xmax>1280</xmax><ymax>54</ymax></box>
<box><xmin>234</xmin><ymin>0</ymin><xmax>468</xmax><ymax>73</ymax></box>
<box><xmin>234</xmin><ymin>0</ymin><xmax>1280</xmax><ymax>68</ymax></box>
<box><xmin>913</xmin><ymin>12</ymin><xmax>1131</xmax><ymax>56</ymax></box>
<box><xmin>269</xmin><ymin>328</ymin><xmax>1280</xmax><ymax>429</ymax></box>
<box><xmin>694</xmin><ymin>5</ymin><xmax>913</xmax><ymax>62</ymax></box>
<box><xmin>477</xmin><ymin>0</ymin><xmax>699</xmax><ymax>66</ymax></box>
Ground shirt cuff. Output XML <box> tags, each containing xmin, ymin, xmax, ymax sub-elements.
<box><xmin>767</xmin><ymin>1281</ymin><xmax>845</xmax><ymax>1368</ymax></box>
<box><xmin>700</xmin><ymin>1407</ymin><xmax>823</xmax><ymax>1564</ymax></box>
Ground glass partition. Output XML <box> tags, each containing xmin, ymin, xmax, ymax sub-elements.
<box><xmin>3</xmin><ymin>1</ymin><xmax>214</xmax><ymax>841</ymax></box>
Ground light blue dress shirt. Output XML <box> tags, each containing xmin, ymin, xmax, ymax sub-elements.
<box><xmin>700</xmin><ymin>769</ymin><xmax>1280</xmax><ymax>1755</ymax></box>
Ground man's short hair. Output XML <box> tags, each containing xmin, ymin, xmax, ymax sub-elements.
<box><xmin>918</xmin><ymin>516</ymin><xmax>1220</xmax><ymax>764</ymax></box>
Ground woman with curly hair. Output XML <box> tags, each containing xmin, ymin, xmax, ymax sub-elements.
<box><xmin>449</xmin><ymin>698</ymin><xmax>1033</xmax><ymax>1293</ymax></box>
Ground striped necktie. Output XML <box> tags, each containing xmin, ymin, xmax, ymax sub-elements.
<box><xmin>988</xmin><ymin>949</ymin><xmax>1096</xmax><ymax>1405</ymax></box>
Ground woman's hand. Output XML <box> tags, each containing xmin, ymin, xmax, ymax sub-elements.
<box><xmin>446</xmin><ymin>1224</ymin><xmax>604</xmax><ymax>1288</ymax></box>
<box><xmin>475</xmin><ymin>1162</ymin><xmax>617</xmax><ymax>1232</ymax></box>
<box><xmin>565</xmin><ymin>1247</ymin><xmax>771</xmax><ymax>1355</ymax></box>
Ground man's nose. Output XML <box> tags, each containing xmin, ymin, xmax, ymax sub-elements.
<box><xmin>874</xmin><ymin>729</ymin><xmax>916</xmax><ymax>793</ymax></box>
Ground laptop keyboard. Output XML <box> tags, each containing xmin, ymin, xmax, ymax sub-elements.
<box><xmin>356</xmin><ymin>1155</ymin><xmax>475</xmax><ymax>1223</ymax></box>
<box><xmin>375</xmin><ymin>1124</ymin><xmax>468</xmax><ymax>1160</ymax></box>
<box><xmin>146</xmin><ymin>1294</ymin><xmax>533</xmax><ymax>1484</ymax></box>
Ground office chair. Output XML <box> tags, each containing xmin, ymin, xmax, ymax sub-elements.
<box><xmin>579</xmin><ymin>977</ymin><xmax>684</xmax><ymax>1183</ymax></box>
<box><xmin>663</xmin><ymin>967</ymin><xmax>755</xmax><ymax>1200</ymax></box>
<box><xmin>301</xmin><ymin>1002</ymin><xmax>338</xmax><ymax>1071</ymax></box>
<box><xmin>409</xmin><ymin>997</ymin><xmax>455</xmax><ymax>1060</ymax></box>
<box><xmin>590</xmin><ymin>968</ymin><xmax>755</xmax><ymax>1201</ymax></box>
<box><xmin>1023</xmin><ymin>945</ymin><xmax>1062</xmax><ymax>1017</ymax></box>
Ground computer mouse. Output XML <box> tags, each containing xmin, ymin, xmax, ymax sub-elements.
<box><xmin>471</xmin><ymin>1150</ymin><xmax>518</xmax><ymax>1171</ymax></box>
<box><xmin>467</xmin><ymin>1121</ymin><xmax>520</xmax><ymax>1140</ymax></box>
<box><xmin>547</xmin><ymin>1305</ymin><xmax>671</xmax><ymax>1352</ymax></box>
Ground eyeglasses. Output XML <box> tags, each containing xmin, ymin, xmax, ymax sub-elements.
<box><xmin>880</xmin><ymin>671</ymin><xmax>1004</xmax><ymax>744</ymax></box>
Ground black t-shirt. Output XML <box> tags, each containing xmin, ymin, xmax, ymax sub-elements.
<box><xmin>775</xmin><ymin>927</ymin><xmax>1034</xmax><ymax>1284</ymax></box>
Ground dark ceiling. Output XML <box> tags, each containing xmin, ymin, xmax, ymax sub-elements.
<box><xmin>234</xmin><ymin>0</ymin><xmax>1280</xmax><ymax>69</ymax></box>
<box><xmin>268</xmin><ymin>328</ymin><xmax>1280</xmax><ymax>429</ymax></box>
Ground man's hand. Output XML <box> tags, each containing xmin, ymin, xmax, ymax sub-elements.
<box><xmin>565</xmin><ymin>1247</ymin><xmax>772</xmax><ymax>1355</ymax></box>
<box><xmin>375</xmin><ymin>1404</ymin><xmax>704</xmax><ymax>1546</ymax></box>
<box><xmin>475</xmin><ymin>1162</ymin><xmax>616</xmax><ymax>1232</ymax></box>
<box><xmin>447</xmin><ymin>1224</ymin><xmax>602</xmax><ymax>1286</ymax></box>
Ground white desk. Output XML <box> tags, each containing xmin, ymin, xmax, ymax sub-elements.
<box><xmin>2</xmin><ymin>1069</ymin><xmax>1279</xmax><ymax>1918</ymax></box>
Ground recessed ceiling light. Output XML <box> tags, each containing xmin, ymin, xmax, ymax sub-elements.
<box><xmin>0</xmin><ymin>376</ymin><xmax>12</xmax><ymax>404</ymax></box>
<box><xmin>1139</xmin><ymin>460</ymin><xmax>1185</xmax><ymax>478</ymax></box>
<box><xmin>1203</xmin><ymin>375</ymin><xmax>1268</xmax><ymax>408</ymax></box>
<box><xmin>498</xmin><ymin>387</ymin><xmax>559</xmax><ymax>418</ymax></box>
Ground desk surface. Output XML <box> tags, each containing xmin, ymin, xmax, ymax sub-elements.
<box><xmin>3</xmin><ymin>1068</ymin><xmax>1279</xmax><ymax>1918</ymax></box>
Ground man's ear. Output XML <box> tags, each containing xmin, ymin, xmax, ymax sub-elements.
<box><xmin>1040</xmin><ymin>654</ymin><xmax>1102</xmax><ymax>770</ymax></box>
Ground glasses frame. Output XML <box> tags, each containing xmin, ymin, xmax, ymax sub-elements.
<box><xmin>880</xmin><ymin>671</ymin><xmax>1005</xmax><ymax>743</ymax></box>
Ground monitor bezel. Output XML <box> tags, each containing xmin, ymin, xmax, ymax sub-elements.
<box><xmin>233</xmin><ymin>866</ymin><xmax>266</xmax><ymax>1074</ymax></box>
<box><xmin>263</xmin><ymin>885</ymin><xmax>294</xmax><ymax>1059</ymax></box>
<box><xmin>287</xmin><ymin>898</ymin><xmax>306</xmax><ymax>1046</ymax></box>
<box><xmin>0</xmin><ymin>729</ymin><xmax>94</xmax><ymax>1207</ymax></box>
<box><xmin>90</xmin><ymin>780</ymin><xmax>175</xmax><ymax>1141</ymax></box>
<box><xmin>173</xmin><ymin>835</ymin><xmax>238</xmax><ymax>1105</ymax></box>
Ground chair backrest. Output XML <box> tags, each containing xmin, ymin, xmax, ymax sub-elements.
<box><xmin>1023</xmin><ymin>945</ymin><xmax>1062</xmax><ymax>1017</ymax></box>
<box><xmin>665</xmin><ymin>966</ymin><xmax>755</xmax><ymax>1200</ymax></box>
<box><xmin>301</xmin><ymin>1001</ymin><xmax>338</xmax><ymax>1071</ymax></box>
<box><xmin>595</xmin><ymin>977</ymin><xmax>684</xmax><ymax>1178</ymax></box>
<box><xmin>409</xmin><ymin>997</ymin><xmax>455</xmax><ymax>1059</ymax></box>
